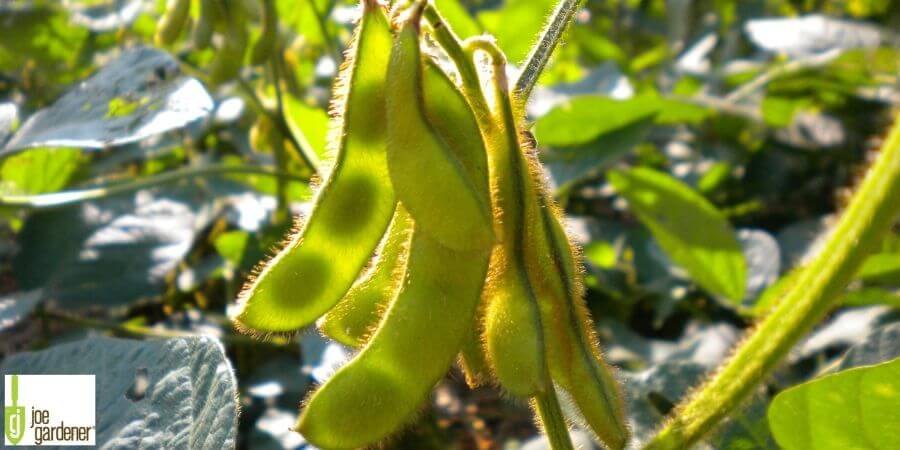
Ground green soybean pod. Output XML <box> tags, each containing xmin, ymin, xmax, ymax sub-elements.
<box><xmin>481</xmin><ymin>115</ymin><xmax>547</xmax><ymax>397</ymax></box>
<box><xmin>250</xmin><ymin>0</ymin><xmax>277</xmax><ymax>65</ymax></box>
<box><xmin>488</xmin><ymin>67</ymin><xmax>629</xmax><ymax>447</ymax></box>
<box><xmin>522</xmin><ymin>162</ymin><xmax>630</xmax><ymax>450</ymax></box>
<box><xmin>385</xmin><ymin>4</ymin><xmax>493</xmax><ymax>252</ymax></box>
<box><xmin>155</xmin><ymin>0</ymin><xmax>191</xmax><ymax>46</ymax></box>
<box><xmin>208</xmin><ymin>2</ymin><xmax>249</xmax><ymax>85</ymax></box>
<box><xmin>192</xmin><ymin>0</ymin><xmax>216</xmax><ymax>49</ymax></box>
<box><xmin>233</xmin><ymin>0</ymin><xmax>396</xmax><ymax>333</ymax></box>
<box><xmin>296</xmin><ymin>228</ymin><xmax>491</xmax><ymax>448</ymax></box>
<box><xmin>319</xmin><ymin>205</ymin><xmax>412</xmax><ymax>347</ymax></box>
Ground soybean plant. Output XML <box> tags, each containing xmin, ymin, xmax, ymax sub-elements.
<box><xmin>232</xmin><ymin>1</ymin><xmax>628</xmax><ymax>449</ymax></box>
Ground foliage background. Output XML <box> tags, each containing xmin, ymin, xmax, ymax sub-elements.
<box><xmin>0</xmin><ymin>0</ymin><xmax>898</xmax><ymax>448</ymax></box>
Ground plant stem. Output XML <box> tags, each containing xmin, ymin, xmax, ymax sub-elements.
<box><xmin>0</xmin><ymin>164</ymin><xmax>308</xmax><ymax>210</ymax></box>
<box><xmin>514</xmin><ymin>0</ymin><xmax>585</xmax><ymax>100</ymax></box>
<box><xmin>534</xmin><ymin>384</ymin><xmax>576</xmax><ymax>450</ymax></box>
<box><xmin>40</xmin><ymin>309</ymin><xmax>292</xmax><ymax>348</ymax></box>
<box><xmin>422</xmin><ymin>4</ymin><xmax>493</xmax><ymax>128</ymax></box>
<box><xmin>645</xmin><ymin>114</ymin><xmax>900</xmax><ymax>449</ymax></box>
<box><xmin>269</xmin><ymin>58</ymin><xmax>291</xmax><ymax>218</ymax></box>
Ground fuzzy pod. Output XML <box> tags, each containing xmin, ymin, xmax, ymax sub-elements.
<box><xmin>485</xmin><ymin>55</ymin><xmax>630</xmax><ymax>448</ymax></box>
<box><xmin>250</xmin><ymin>0</ymin><xmax>278</xmax><ymax>65</ymax></box>
<box><xmin>296</xmin><ymin>228</ymin><xmax>491</xmax><ymax>448</ymax></box>
<box><xmin>155</xmin><ymin>0</ymin><xmax>192</xmax><ymax>46</ymax></box>
<box><xmin>319</xmin><ymin>205</ymin><xmax>412</xmax><ymax>347</ymax></box>
<box><xmin>233</xmin><ymin>0</ymin><xmax>395</xmax><ymax>332</ymax></box>
<box><xmin>384</xmin><ymin>4</ymin><xmax>494</xmax><ymax>252</ymax></box>
<box><xmin>192</xmin><ymin>0</ymin><xmax>217</xmax><ymax>49</ymax></box>
<box><xmin>207</xmin><ymin>2</ymin><xmax>249</xmax><ymax>85</ymax></box>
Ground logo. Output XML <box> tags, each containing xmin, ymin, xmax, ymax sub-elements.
<box><xmin>3</xmin><ymin>375</ymin><xmax>96</xmax><ymax>446</ymax></box>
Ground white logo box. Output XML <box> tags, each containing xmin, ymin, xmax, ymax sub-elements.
<box><xmin>4</xmin><ymin>375</ymin><xmax>96</xmax><ymax>446</ymax></box>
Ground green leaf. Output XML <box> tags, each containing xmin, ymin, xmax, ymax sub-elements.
<box><xmin>856</xmin><ymin>252</ymin><xmax>900</xmax><ymax>285</ymax></box>
<box><xmin>478</xmin><ymin>0</ymin><xmax>556</xmax><ymax>64</ymax></box>
<box><xmin>534</xmin><ymin>95</ymin><xmax>660</xmax><ymax>147</ymax></box>
<box><xmin>433</xmin><ymin>0</ymin><xmax>481</xmax><ymax>38</ymax></box>
<box><xmin>768</xmin><ymin>357</ymin><xmax>900</xmax><ymax>450</ymax></box>
<box><xmin>608</xmin><ymin>167</ymin><xmax>746</xmax><ymax>301</ymax></box>
<box><xmin>0</xmin><ymin>289</ymin><xmax>42</xmax><ymax>332</ymax></box>
<box><xmin>0</xmin><ymin>335</ymin><xmax>239</xmax><ymax>448</ymax></box>
<box><xmin>0</xmin><ymin>147</ymin><xmax>81</xmax><ymax>195</ymax></box>
<box><xmin>283</xmin><ymin>94</ymin><xmax>329</xmax><ymax>163</ymax></box>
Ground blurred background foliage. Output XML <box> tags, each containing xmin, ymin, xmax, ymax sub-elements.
<box><xmin>0</xmin><ymin>0</ymin><xmax>898</xmax><ymax>449</ymax></box>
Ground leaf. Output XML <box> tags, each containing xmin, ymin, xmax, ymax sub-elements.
<box><xmin>608</xmin><ymin>167</ymin><xmax>746</xmax><ymax>301</ymax></box>
<box><xmin>543</xmin><ymin>116</ymin><xmax>654</xmax><ymax>194</ymax></box>
<box><xmin>65</xmin><ymin>0</ymin><xmax>144</xmax><ymax>32</ymax></box>
<box><xmin>478</xmin><ymin>0</ymin><xmax>556</xmax><ymax>64</ymax></box>
<box><xmin>534</xmin><ymin>95</ymin><xmax>660</xmax><ymax>147</ymax></box>
<box><xmin>839</xmin><ymin>322</ymin><xmax>900</xmax><ymax>370</ymax></box>
<box><xmin>283</xmin><ymin>95</ymin><xmax>329</xmax><ymax>164</ymax></box>
<box><xmin>0</xmin><ymin>102</ymin><xmax>17</xmax><ymax>146</ymax></box>
<box><xmin>433</xmin><ymin>0</ymin><xmax>481</xmax><ymax>38</ymax></box>
<box><xmin>0</xmin><ymin>289</ymin><xmax>42</xmax><ymax>332</ymax></box>
<box><xmin>0</xmin><ymin>147</ymin><xmax>82</xmax><ymax>195</ymax></box>
<box><xmin>0</xmin><ymin>335</ymin><xmax>238</xmax><ymax>448</ymax></box>
<box><xmin>856</xmin><ymin>252</ymin><xmax>900</xmax><ymax>285</ymax></box>
<box><xmin>768</xmin><ymin>357</ymin><xmax>900</xmax><ymax>450</ymax></box>
<box><xmin>2</xmin><ymin>47</ymin><xmax>213</xmax><ymax>154</ymax></box>
<box><xmin>13</xmin><ymin>181</ymin><xmax>218</xmax><ymax>310</ymax></box>
<box><xmin>744</xmin><ymin>15</ymin><xmax>885</xmax><ymax>57</ymax></box>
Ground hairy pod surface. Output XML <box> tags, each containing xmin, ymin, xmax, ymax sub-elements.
<box><xmin>482</xmin><ymin>100</ymin><xmax>547</xmax><ymax>397</ymax></box>
<box><xmin>155</xmin><ymin>0</ymin><xmax>191</xmax><ymax>46</ymax></box>
<box><xmin>192</xmin><ymin>0</ymin><xmax>216</xmax><ymax>49</ymax></box>
<box><xmin>250</xmin><ymin>0</ymin><xmax>277</xmax><ymax>65</ymax></box>
<box><xmin>208</xmin><ymin>3</ymin><xmax>249</xmax><ymax>85</ymax></box>
<box><xmin>234</xmin><ymin>0</ymin><xmax>396</xmax><ymax>332</ymax></box>
<box><xmin>385</xmin><ymin>6</ymin><xmax>494</xmax><ymax>252</ymax></box>
<box><xmin>487</xmin><ymin>66</ymin><xmax>629</xmax><ymax>447</ymax></box>
<box><xmin>296</xmin><ymin>228</ymin><xmax>491</xmax><ymax>448</ymax></box>
<box><xmin>319</xmin><ymin>205</ymin><xmax>412</xmax><ymax>347</ymax></box>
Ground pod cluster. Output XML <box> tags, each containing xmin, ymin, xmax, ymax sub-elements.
<box><xmin>155</xmin><ymin>0</ymin><xmax>278</xmax><ymax>84</ymax></box>
<box><xmin>232</xmin><ymin>1</ymin><xmax>629</xmax><ymax>449</ymax></box>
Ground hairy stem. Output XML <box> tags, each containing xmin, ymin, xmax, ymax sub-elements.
<box><xmin>0</xmin><ymin>164</ymin><xmax>308</xmax><ymax>210</ymax></box>
<box><xmin>534</xmin><ymin>384</ymin><xmax>576</xmax><ymax>450</ymax></box>
<box><xmin>514</xmin><ymin>0</ymin><xmax>585</xmax><ymax>100</ymax></box>
<box><xmin>645</xmin><ymin>115</ymin><xmax>900</xmax><ymax>449</ymax></box>
<box><xmin>422</xmin><ymin>4</ymin><xmax>493</xmax><ymax>128</ymax></box>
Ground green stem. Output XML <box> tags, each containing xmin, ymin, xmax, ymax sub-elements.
<box><xmin>645</xmin><ymin>115</ymin><xmax>900</xmax><ymax>449</ymax></box>
<box><xmin>0</xmin><ymin>164</ymin><xmax>308</xmax><ymax>210</ymax></box>
<box><xmin>40</xmin><ymin>309</ymin><xmax>292</xmax><ymax>348</ymax></box>
<box><xmin>534</xmin><ymin>384</ymin><xmax>576</xmax><ymax>450</ymax></box>
<box><xmin>269</xmin><ymin>58</ymin><xmax>290</xmax><ymax>218</ymax></box>
<box><xmin>422</xmin><ymin>4</ymin><xmax>493</xmax><ymax>128</ymax></box>
<box><xmin>514</xmin><ymin>0</ymin><xmax>585</xmax><ymax>100</ymax></box>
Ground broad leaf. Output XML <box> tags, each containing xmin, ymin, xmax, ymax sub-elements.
<box><xmin>608</xmin><ymin>167</ymin><xmax>746</xmax><ymax>301</ymax></box>
<box><xmin>3</xmin><ymin>47</ymin><xmax>213</xmax><ymax>154</ymax></box>
<box><xmin>768</xmin><ymin>357</ymin><xmax>900</xmax><ymax>450</ymax></box>
<box><xmin>745</xmin><ymin>15</ymin><xmax>885</xmax><ymax>56</ymax></box>
<box><xmin>0</xmin><ymin>335</ymin><xmax>238</xmax><ymax>448</ymax></box>
<box><xmin>0</xmin><ymin>289</ymin><xmax>42</xmax><ymax>332</ymax></box>
<box><xmin>534</xmin><ymin>95</ymin><xmax>659</xmax><ymax>147</ymax></box>
<box><xmin>13</xmin><ymin>182</ymin><xmax>216</xmax><ymax>310</ymax></box>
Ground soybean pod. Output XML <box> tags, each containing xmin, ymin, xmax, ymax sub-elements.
<box><xmin>250</xmin><ymin>0</ymin><xmax>278</xmax><ymax>65</ymax></box>
<box><xmin>192</xmin><ymin>0</ymin><xmax>216</xmax><ymax>50</ymax></box>
<box><xmin>233</xmin><ymin>0</ymin><xmax>395</xmax><ymax>333</ymax></box>
<box><xmin>481</xmin><ymin>106</ymin><xmax>547</xmax><ymax>397</ymax></box>
<box><xmin>155</xmin><ymin>0</ymin><xmax>191</xmax><ymax>46</ymax></box>
<box><xmin>297</xmin><ymin>228</ymin><xmax>491</xmax><ymax>448</ymax></box>
<box><xmin>208</xmin><ymin>1</ymin><xmax>249</xmax><ymax>85</ymax></box>
<box><xmin>482</xmin><ymin>40</ymin><xmax>629</xmax><ymax>449</ymax></box>
<box><xmin>385</xmin><ymin>4</ymin><xmax>494</xmax><ymax>252</ymax></box>
<box><xmin>319</xmin><ymin>205</ymin><xmax>412</xmax><ymax>347</ymax></box>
